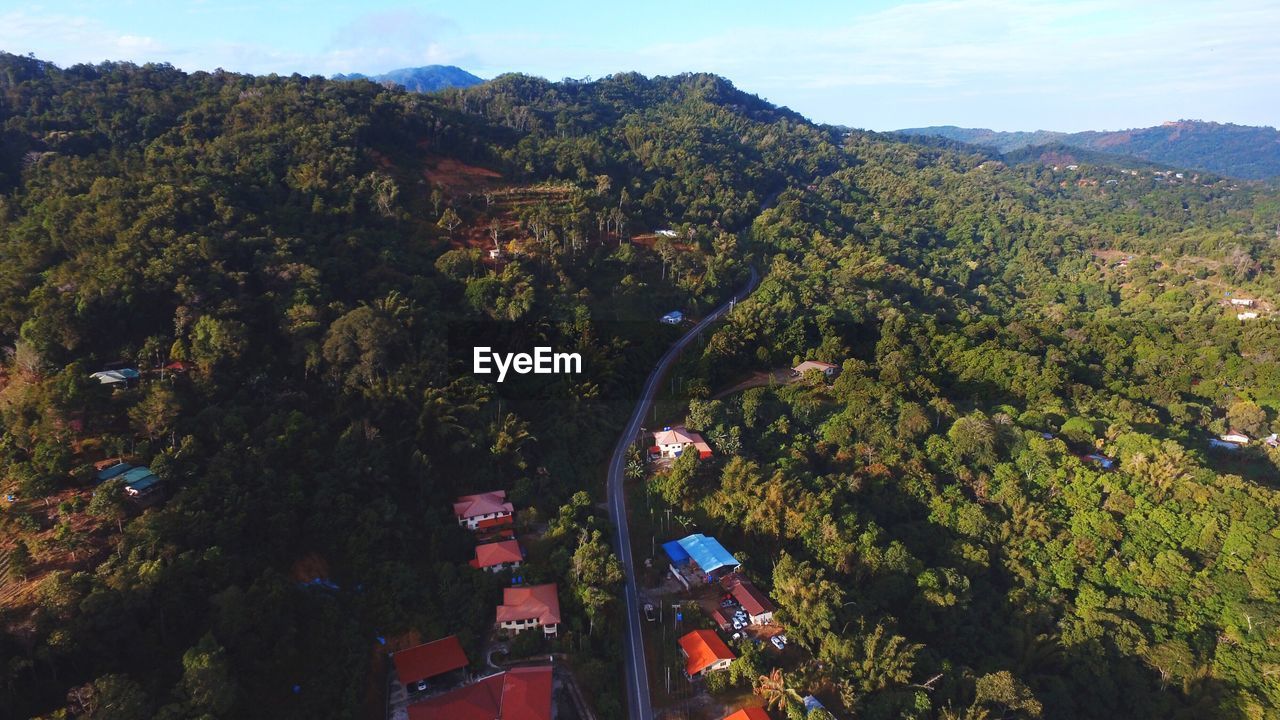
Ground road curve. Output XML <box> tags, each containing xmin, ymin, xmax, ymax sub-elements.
<box><xmin>606</xmin><ymin>266</ymin><xmax>760</xmax><ymax>720</ymax></box>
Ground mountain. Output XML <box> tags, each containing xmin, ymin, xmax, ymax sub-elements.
<box><xmin>4</xmin><ymin>51</ymin><xmax>1280</xmax><ymax>720</ymax></box>
<box><xmin>332</xmin><ymin>64</ymin><xmax>483</xmax><ymax>92</ymax></box>
<box><xmin>898</xmin><ymin>120</ymin><xmax>1280</xmax><ymax>180</ymax></box>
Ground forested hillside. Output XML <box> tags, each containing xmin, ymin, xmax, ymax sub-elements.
<box><xmin>1</xmin><ymin>52</ymin><xmax>1279</xmax><ymax>720</ymax></box>
<box><xmin>898</xmin><ymin>121</ymin><xmax>1280</xmax><ymax>180</ymax></box>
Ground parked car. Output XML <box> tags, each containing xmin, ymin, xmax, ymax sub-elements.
<box><xmin>643</xmin><ymin>603</ymin><xmax>656</xmax><ymax>622</ymax></box>
<box><xmin>413</xmin><ymin>680</ymin><xmax>429</xmax><ymax>692</ymax></box>
<box><xmin>733</xmin><ymin>619</ymin><xmax>747</xmax><ymax>630</ymax></box>
<box><xmin>720</xmin><ymin>599</ymin><xmax>737</xmax><ymax>608</ymax></box>
<box><xmin>731</xmin><ymin>632</ymin><xmax>742</xmax><ymax>641</ymax></box>
<box><xmin>771</xmin><ymin>634</ymin><xmax>788</xmax><ymax>650</ymax></box>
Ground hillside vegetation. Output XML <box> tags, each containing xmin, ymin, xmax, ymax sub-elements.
<box><xmin>0</xmin><ymin>53</ymin><xmax>1279</xmax><ymax>720</ymax></box>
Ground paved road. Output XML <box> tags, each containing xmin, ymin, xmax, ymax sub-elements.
<box><xmin>606</xmin><ymin>266</ymin><xmax>760</xmax><ymax>720</ymax></box>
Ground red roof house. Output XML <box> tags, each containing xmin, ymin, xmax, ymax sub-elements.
<box><xmin>653</xmin><ymin>426</ymin><xmax>713</xmax><ymax>460</ymax></box>
<box><xmin>408</xmin><ymin>665</ymin><xmax>552</xmax><ymax>720</ymax></box>
<box><xmin>727</xmin><ymin>577</ymin><xmax>776</xmax><ymax>624</ymax></box>
<box><xmin>392</xmin><ymin>635</ymin><xmax>469</xmax><ymax>687</ymax></box>
<box><xmin>470</xmin><ymin>539</ymin><xmax>524</xmax><ymax>572</ymax></box>
<box><xmin>496</xmin><ymin>584</ymin><xmax>561</xmax><ymax>637</ymax></box>
<box><xmin>454</xmin><ymin>491</ymin><xmax>515</xmax><ymax>530</ymax></box>
<box><xmin>723</xmin><ymin>709</ymin><xmax>772</xmax><ymax>720</ymax></box>
<box><xmin>678</xmin><ymin>629</ymin><xmax>735</xmax><ymax>677</ymax></box>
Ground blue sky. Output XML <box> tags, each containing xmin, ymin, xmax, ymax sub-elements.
<box><xmin>2</xmin><ymin>0</ymin><xmax>1277</xmax><ymax>131</ymax></box>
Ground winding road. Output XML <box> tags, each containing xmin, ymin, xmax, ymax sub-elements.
<box><xmin>606</xmin><ymin>266</ymin><xmax>760</xmax><ymax>720</ymax></box>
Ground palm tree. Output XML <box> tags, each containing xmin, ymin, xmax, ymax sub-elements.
<box><xmin>755</xmin><ymin>668</ymin><xmax>803</xmax><ymax>712</ymax></box>
<box><xmin>625</xmin><ymin>459</ymin><xmax>646</xmax><ymax>481</ymax></box>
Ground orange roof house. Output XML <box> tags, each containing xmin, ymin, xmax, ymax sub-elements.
<box><xmin>392</xmin><ymin>635</ymin><xmax>469</xmax><ymax>687</ymax></box>
<box><xmin>723</xmin><ymin>708</ymin><xmax>772</xmax><ymax>720</ymax></box>
<box><xmin>408</xmin><ymin>665</ymin><xmax>552</xmax><ymax>720</ymax></box>
<box><xmin>678</xmin><ymin>629</ymin><xmax>735</xmax><ymax>677</ymax></box>
<box><xmin>653</xmin><ymin>426</ymin><xmax>713</xmax><ymax>460</ymax></box>
<box><xmin>470</xmin><ymin>539</ymin><xmax>524</xmax><ymax>572</ymax></box>
<box><xmin>496</xmin><ymin>583</ymin><xmax>561</xmax><ymax>637</ymax></box>
<box><xmin>454</xmin><ymin>491</ymin><xmax>515</xmax><ymax>530</ymax></box>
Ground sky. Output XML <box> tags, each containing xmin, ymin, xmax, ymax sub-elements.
<box><xmin>1</xmin><ymin>0</ymin><xmax>1278</xmax><ymax>132</ymax></box>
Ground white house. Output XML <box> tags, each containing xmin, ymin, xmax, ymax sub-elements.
<box><xmin>1230</xmin><ymin>298</ymin><xmax>1255</xmax><ymax>307</ymax></box>
<box><xmin>652</xmin><ymin>426</ymin><xmax>712</xmax><ymax>459</ymax></box>
<box><xmin>453</xmin><ymin>491</ymin><xmax>514</xmax><ymax>531</ymax></box>
<box><xmin>791</xmin><ymin>360</ymin><xmax>838</xmax><ymax>378</ymax></box>
<box><xmin>1238</xmin><ymin>312</ymin><xmax>1259</xmax><ymax>320</ymax></box>
<box><xmin>1220</xmin><ymin>431</ymin><xmax>1251</xmax><ymax>445</ymax></box>
<box><xmin>495</xmin><ymin>583</ymin><xmax>560</xmax><ymax>637</ymax></box>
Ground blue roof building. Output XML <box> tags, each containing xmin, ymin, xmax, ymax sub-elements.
<box><xmin>664</xmin><ymin>533</ymin><xmax>740</xmax><ymax>576</ymax></box>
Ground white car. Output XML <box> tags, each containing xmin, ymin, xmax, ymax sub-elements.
<box><xmin>770</xmin><ymin>634</ymin><xmax>788</xmax><ymax>650</ymax></box>
<box><xmin>733</xmin><ymin>619</ymin><xmax>746</xmax><ymax>630</ymax></box>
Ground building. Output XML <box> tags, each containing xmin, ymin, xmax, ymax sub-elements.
<box><xmin>1238</xmin><ymin>311</ymin><xmax>1259</xmax><ymax>320</ymax></box>
<box><xmin>725</xmin><ymin>576</ymin><xmax>776</xmax><ymax>625</ymax></box>
<box><xmin>470</xmin><ymin>539</ymin><xmax>524</xmax><ymax>573</ymax></box>
<box><xmin>1265</xmin><ymin>434</ymin><xmax>1279</xmax><ymax>448</ymax></box>
<box><xmin>496</xmin><ymin>583</ymin><xmax>561</xmax><ymax>637</ymax></box>
<box><xmin>802</xmin><ymin>695</ymin><xmax>829</xmax><ymax>715</ymax></box>
<box><xmin>90</xmin><ymin>368</ymin><xmax>140</xmax><ymax>388</ymax></box>
<box><xmin>1231</xmin><ymin>298</ymin><xmax>1256</xmax><ymax>307</ymax></box>
<box><xmin>1083</xmin><ymin>454</ymin><xmax>1115</xmax><ymax>470</ymax></box>
<box><xmin>723</xmin><ymin>709</ymin><xmax>771</xmax><ymax>720</ymax></box>
<box><xmin>710</xmin><ymin>607</ymin><xmax>733</xmax><ymax>631</ymax></box>
<box><xmin>120</xmin><ymin>467</ymin><xmax>162</xmax><ymax>497</ymax></box>
<box><xmin>661</xmin><ymin>310</ymin><xmax>684</xmax><ymax>325</ymax></box>
<box><xmin>663</xmin><ymin>534</ymin><xmax>741</xmax><ymax>585</ymax></box>
<box><xmin>1221</xmin><ymin>431</ymin><xmax>1251</xmax><ymax>445</ymax></box>
<box><xmin>791</xmin><ymin>360</ymin><xmax>838</xmax><ymax>378</ymax></box>
<box><xmin>95</xmin><ymin>461</ymin><xmax>132</xmax><ymax>482</ymax></box>
<box><xmin>408</xmin><ymin>665</ymin><xmax>552</xmax><ymax>720</ymax></box>
<box><xmin>652</xmin><ymin>426</ymin><xmax>712</xmax><ymax>460</ymax></box>
<box><xmin>679</xmin><ymin>629</ymin><xmax>735</xmax><ymax>678</ymax></box>
<box><xmin>391</xmin><ymin>635</ymin><xmax>469</xmax><ymax>692</ymax></box>
<box><xmin>656</xmin><ymin>229</ymin><xmax>679</xmax><ymax>238</ymax></box>
<box><xmin>454</xmin><ymin>491</ymin><xmax>515</xmax><ymax>531</ymax></box>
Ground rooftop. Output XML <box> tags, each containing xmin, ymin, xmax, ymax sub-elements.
<box><xmin>407</xmin><ymin>666</ymin><xmax>552</xmax><ymax>720</ymax></box>
<box><xmin>454</xmin><ymin>491</ymin><xmax>514</xmax><ymax>519</ymax></box>
<box><xmin>727</xmin><ymin>577</ymin><xmax>776</xmax><ymax>616</ymax></box>
<box><xmin>679</xmin><ymin>629</ymin><xmax>735</xmax><ymax>676</ymax></box>
<box><xmin>471</xmin><ymin>540</ymin><xmax>524</xmax><ymax>569</ymax></box>
<box><xmin>723</xmin><ymin>709</ymin><xmax>771</xmax><ymax>720</ymax></box>
<box><xmin>667</xmin><ymin>533</ymin><xmax>740</xmax><ymax>574</ymax></box>
<box><xmin>793</xmin><ymin>360</ymin><xmax>837</xmax><ymax>373</ymax></box>
<box><xmin>496</xmin><ymin>583</ymin><xmax>561</xmax><ymax>626</ymax></box>
<box><xmin>392</xmin><ymin>635</ymin><xmax>469</xmax><ymax>684</ymax></box>
<box><xmin>653</xmin><ymin>426</ymin><xmax>703</xmax><ymax>446</ymax></box>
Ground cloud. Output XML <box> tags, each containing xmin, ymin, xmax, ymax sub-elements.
<box><xmin>318</xmin><ymin>9</ymin><xmax>468</xmax><ymax>74</ymax></box>
<box><xmin>0</xmin><ymin>10</ymin><xmax>169</xmax><ymax>65</ymax></box>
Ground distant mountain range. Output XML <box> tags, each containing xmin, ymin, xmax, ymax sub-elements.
<box><xmin>332</xmin><ymin>65</ymin><xmax>483</xmax><ymax>93</ymax></box>
<box><xmin>896</xmin><ymin>120</ymin><xmax>1280</xmax><ymax>180</ymax></box>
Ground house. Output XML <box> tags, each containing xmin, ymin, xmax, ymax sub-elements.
<box><xmin>470</xmin><ymin>539</ymin><xmax>524</xmax><ymax>573</ymax></box>
<box><xmin>391</xmin><ymin>635</ymin><xmax>469</xmax><ymax>692</ymax></box>
<box><xmin>656</xmin><ymin>229</ymin><xmax>679</xmax><ymax>238</ymax></box>
<box><xmin>791</xmin><ymin>360</ymin><xmax>837</xmax><ymax>378</ymax></box>
<box><xmin>802</xmin><ymin>696</ymin><xmax>829</xmax><ymax>715</ymax></box>
<box><xmin>454</xmin><ymin>491</ymin><xmax>515</xmax><ymax>531</ymax></box>
<box><xmin>723</xmin><ymin>709</ymin><xmax>771</xmax><ymax>720</ymax></box>
<box><xmin>1220</xmin><ymin>431</ymin><xmax>1251</xmax><ymax>445</ymax></box>
<box><xmin>496</xmin><ymin>583</ymin><xmax>561</xmax><ymax>637</ymax></box>
<box><xmin>408</xmin><ymin>665</ymin><xmax>552</xmax><ymax>720</ymax></box>
<box><xmin>103</xmin><ymin>466</ymin><xmax>161</xmax><ymax>497</ymax></box>
<box><xmin>725</xmin><ymin>576</ymin><xmax>776</xmax><ymax>625</ymax></box>
<box><xmin>663</xmin><ymin>533</ymin><xmax>741</xmax><ymax>583</ymax></box>
<box><xmin>1238</xmin><ymin>312</ymin><xmax>1259</xmax><ymax>320</ymax></box>
<box><xmin>95</xmin><ymin>461</ymin><xmax>132</xmax><ymax>483</ymax></box>
<box><xmin>661</xmin><ymin>310</ymin><xmax>684</xmax><ymax>325</ymax></box>
<box><xmin>1083</xmin><ymin>454</ymin><xmax>1115</xmax><ymax>470</ymax></box>
<box><xmin>90</xmin><ymin>368</ymin><xmax>140</xmax><ymax>388</ymax></box>
<box><xmin>679</xmin><ymin>629</ymin><xmax>735</xmax><ymax>678</ymax></box>
<box><xmin>710</xmin><ymin>607</ymin><xmax>733</xmax><ymax>631</ymax></box>
<box><xmin>1265</xmin><ymin>434</ymin><xmax>1279</xmax><ymax>448</ymax></box>
<box><xmin>1231</xmin><ymin>298</ymin><xmax>1256</xmax><ymax>307</ymax></box>
<box><xmin>652</xmin><ymin>426</ymin><xmax>712</xmax><ymax>459</ymax></box>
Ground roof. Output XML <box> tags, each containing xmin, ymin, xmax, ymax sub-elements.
<box><xmin>679</xmin><ymin>629</ymin><xmax>735</xmax><ymax>675</ymax></box>
<box><xmin>662</xmin><ymin>539</ymin><xmax>691</xmax><ymax>565</ymax></box>
<box><xmin>729</xmin><ymin>578</ymin><xmax>776</xmax><ymax>616</ymax></box>
<box><xmin>710</xmin><ymin>608</ymin><xmax>731</xmax><ymax>628</ymax></box>
<box><xmin>803</xmin><ymin>695</ymin><xmax>827</xmax><ymax>712</ymax></box>
<box><xmin>96</xmin><ymin>462</ymin><xmax>132</xmax><ymax>482</ymax></box>
<box><xmin>677</xmin><ymin>534</ymin><xmax>740</xmax><ymax>574</ymax></box>
<box><xmin>793</xmin><ymin>360</ymin><xmax>837</xmax><ymax>373</ymax></box>
<box><xmin>723</xmin><ymin>709</ymin><xmax>771</xmax><ymax>720</ymax></box>
<box><xmin>408</xmin><ymin>666</ymin><xmax>552</xmax><ymax>720</ymax></box>
<box><xmin>476</xmin><ymin>515</ymin><xmax>515</xmax><ymax>530</ymax></box>
<box><xmin>653</xmin><ymin>426</ymin><xmax>703</xmax><ymax>446</ymax></box>
<box><xmin>392</xmin><ymin>635</ymin><xmax>469</xmax><ymax>684</ymax></box>
<box><xmin>454</xmin><ymin>491</ymin><xmax>514</xmax><ymax>519</ymax></box>
<box><xmin>496</xmin><ymin>583</ymin><xmax>561</xmax><ymax>626</ymax></box>
<box><xmin>471</xmin><ymin>540</ymin><xmax>523</xmax><ymax>569</ymax></box>
<box><xmin>90</xmin><ymin>370</ymin><xmax>136</xmax><ymax>384</ymax></box>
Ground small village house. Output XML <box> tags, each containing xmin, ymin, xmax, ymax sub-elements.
<box><xmin>407</xmin><ymin>665</ymin><xmax>551</xmax><ymax>720</ymax></box>
<box><xmin>470</xmin><ymin>539</ymin><xmax>524</xmax><ymax>573</ymax></box>
<box><xmin>1221</xmin><ymin>430</ymin><xmax>1251</xmax><ymax>445</ymax></box>
<box><xmin>1238</xmin><ymin>311</ymin><xmax>1259</xmax><ymax>320</ymax></box>
<box><xmin>391</xmin><ymin>635</ymin><xmax>469</xmax><ymax>693</ymax></box>
<box><xmin>722</xmin><ymin>708</ymin><xmax>771</xmax><ymax>720</ymax></box>
<box><xmin>495</xmin><ymin>583</ymin><xmax>561</xmax><ymax>637</ymax></box>
<box><xmin>679</xmin><ymin>629</ymin><xmax>735</xmax><ymax>678</ymax></box>
<box><xmin>725</xmin><ymin>576</ymin><xmax>776</xmax><ymax>625</ymax></box>
<box><xmin>1230</xmin><ymin>298</ymin><xmax>1255</xmax><ymax>307</ymax></box>
<box><xmin>791</xmin><ymin>360</ymin><xmax>838</xmax><ymax>378</ymax></box>
<box><xmin>664</xmin><ymin>533</ymin><xmax>741</xmax><ymax>587</ymax></box>
<box><xmin>661</xmin><ymin>310</ymin><xmax>684</xmax><ymax>325</ymax></box>
<box><xmin>453</xmin><ymin>490</ymin><xmax>515</xmax><ymax>531</ymax></box>
<box><xmin>652</xmin><ymin>426</ymin><xmax>712</xmax><ymax>460</ymax></box>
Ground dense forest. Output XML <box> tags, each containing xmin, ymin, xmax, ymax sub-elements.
<box><xmin>1</xmin><ymin>51</ymin><xmax>1279</xmax><ymax>720</ymax></box>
